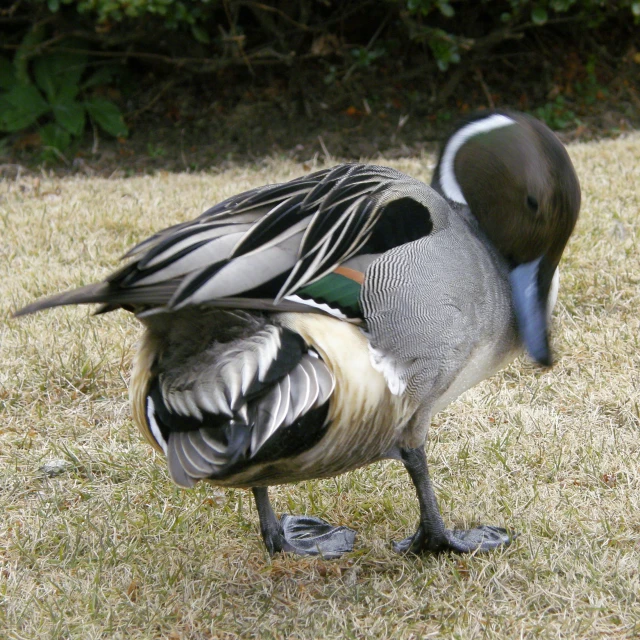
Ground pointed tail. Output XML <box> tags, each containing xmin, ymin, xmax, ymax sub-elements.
<box><xmin>13</xmin><ymin>283</ymin><xmax>112</xmax><ymax>317</ymax></box>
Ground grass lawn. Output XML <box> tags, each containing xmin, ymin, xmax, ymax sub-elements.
<box><xmin>1</xmin><ymin>137</ymin><xmax>639</xmax><ymax>639</ymax></box>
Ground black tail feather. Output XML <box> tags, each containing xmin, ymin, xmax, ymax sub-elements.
<box><xmin>13</xmin><ymin>283</ymin><xmax>112</xmax><ymax>317</ymax></box>
<box><xmin>13</xmin><ymin>281</ymin><xmax>182</xmax><ymax>318</ymax></box>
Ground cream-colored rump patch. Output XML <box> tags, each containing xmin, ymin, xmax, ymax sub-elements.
<box><xmin>276</xmin><ymin>313</ymin><xmax>411</xmax><ymax>474</ymax></box>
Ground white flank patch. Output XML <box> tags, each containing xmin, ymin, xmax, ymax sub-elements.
<box><xmin>547</xmin><ymin>267</ymin><xmax>560</xmax><ymax>320</ymax></box>
<box><xmin>367</xmin><ymin>344</ymin><xmax>407</xmax><ymax>396</ymax></box>
<box><xmin>285</xmin><ymin>295</ymin><xmax>349</xmax><ymax>320</ymax></box>
<box><xmin>439</xmin><ymin>114</ymin><xmax>515</xmax><ymax>204</ymax></box>
<box><xmin>146</xmin><ymin>396</ymin><xmax>168</xmax><ymax>454</ymax></box>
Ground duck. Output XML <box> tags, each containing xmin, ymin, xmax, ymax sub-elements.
<box><xmin>15</xmin><ymin>110</ymin><xmax>581</xmax><ymax>559</ymax></box>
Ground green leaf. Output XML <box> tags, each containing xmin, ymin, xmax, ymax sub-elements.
<box><xmin>39</xmin><ymin>122</ymin><xmax>71</xmax><ymax>151</ymax></box>
<box><xmin>81</xmin><ymin>65</ymin><xmax>117</xmax><ymax>90</ymax></box>
<box><xmin>438</xmin><ymin>2</ymin><xmax>455</xmax><ymax>18</ymax></box>
<box><xmin>0</xmin><ymin>84</ymin><xmax>49</xmax><ymax>132</ymax></box>
<box><xmin>15</xmin><ymin>25</ymin><xmax>46</xmax><ymax>85</ymax></box>
<box><xmin>85</xmin><ymin>97</ymin><xmax>128</xmax><ymax>137</ymax></box>
<box><xmin>34</xmin><ymin>52</ymin><xmax>88</xmax><ymax>102</ymax></box>
<box><xmin>191</xmin><ymin>25</ymin><xmax>210</xmax><ymax>44</ymax></box>
<box><xmin>33</xmin><ymin>57</ymin><xmax>56</xmax><ymax>101</ymax></box>
<box><xmin>632</xmin><ymin>2</ymin><xmax>640</xmax><ymax>16</ymax></box>
<box><xmin>531</xmin><ymin>7</ymin><xmax>548</xmax><ymax>25</ymax></box>
<box><xmin>0</xmin><ymin>56</ymin><xmax>17</xmax><ymax>90</ymax></box>
<box><xmin>407</xmin><ymin>0</ymin><xmax>434</xmax><ymax>17</ymax></box>
<box><xmin>58</xmin><ymin>55</ymin><xmax>89</xmax><ymax>102</ymax></box>
<box><xmin>52</xmin><ymin>99</ymin><xmax>86</xmax><ymax>136</ymax></box>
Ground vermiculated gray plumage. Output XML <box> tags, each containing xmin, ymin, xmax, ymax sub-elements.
<box><xmin>362</xmin><ymin>204</ymin><xmax>518</xmax><ymax>418</ymax></box>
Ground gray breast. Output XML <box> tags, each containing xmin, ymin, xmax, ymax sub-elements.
<box><xmin>361</xmin><ymin>211</ymin><xmax>519</xmax><ymax>412</ymax></box>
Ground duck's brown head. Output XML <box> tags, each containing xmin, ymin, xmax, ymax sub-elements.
<box><xmin>432</xmin><ymin>111</ymin><xmax>581</xmax><ymax>365</ymax></box>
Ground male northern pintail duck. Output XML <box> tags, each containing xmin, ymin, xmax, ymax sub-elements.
<box><xmin>15</xmin><ymin>110</ymin><xmax>580</xmax><ymax>559</ymax></box>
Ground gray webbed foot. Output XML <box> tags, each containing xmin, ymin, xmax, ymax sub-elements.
<box><xmin>393</xmin><ymin>524</ymin><xmax>512</xmax><ymax>555</ymax></box>
<box><xmin>395</xmin><ymin>446</ymin><xmax>513</xmax><ymax>558</ymax></box>
<box><xmin>252</xmin><ymin>487</ymin><xmax>355</xmax><ymax>559</ymax></box>
<box><xmin>279</xmin><ymin>514</ymin><xmax>355</xmax><ymax>559</ymax></box>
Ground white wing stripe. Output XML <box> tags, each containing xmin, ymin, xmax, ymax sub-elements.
<box><xmin>194</xmin><ymin>383</ymin><xmax>232</xmax><ymax>417</ymax></box>
<box><xmin>179</xmin><ymin>432</ymin><xmax>216</xmax><ymax>475</ymax></box>
<box><xmin>146</xmin><ymin>397</ymin><xmax>168</xmax><ymax>454</ymax></box>
<box><xmin>298</xmin><ymin>357</ymin><xmax>320</xmax><ymax>415</ymax></box>
<box><xmin>286</xmin><ymin>364</ymin><xmax>311</xmax><ymax>425</ymax></box>
<box><xmin>273</xmin><ymin>375</ymin><xmax>291</xmax><ymax>433</ymax></box>
<box><xmin>200</xmin><ymin>428</ymin><xmax>230</xmax><ymax>455</ymax></box>
<box><xmin>145</xmin><ymin>224</ymin><xmax>252</xmax><ymax>268</ymax></box>
<box><xmin>174</xmin><ymin>432</ymin><xmax>212</xmax><ymax>477</ymax></box>
<box><xmin>250</xmin><ymin>383</ymin><xmax>282</xmax><ymax>455</ymax></box>
<box><xmin>188</xmin><ymin>431</ymin><xmax>227</xmax><ymax>465</ymax></box>
<box><xmin>283</xmin><ymin>295</ymin><xmax>348</xmax><ymax>320</ymax></box>
<box><xmin>180</xmin><ymin>242</ymin><xmax>300</xmax><ymax>306</ymax></box>
<box><xmin>134</xmin><ymin>233</ymin><xmax>245</xmax><ymax>286</ymax></box>
<box><xmin>231</xmin><ymin>216</ymin><xmax>312</xmax><ymax>259</ymax></box>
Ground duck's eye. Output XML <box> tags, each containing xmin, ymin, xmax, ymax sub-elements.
<box><xmin>526</xmin><ymin>195</ymin><xmax>539</xmax><ymax>214</ymax></box>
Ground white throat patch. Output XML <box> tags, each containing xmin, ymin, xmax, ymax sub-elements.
<box><xmin>439</xmin><ymin>114</ymin><xmax>515</xmax><ymax>205</ymax></box>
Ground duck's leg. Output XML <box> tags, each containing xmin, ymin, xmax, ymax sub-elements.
<box><xmin>392</xmin><ymin>447</ymin><xmax>511</xmax><ymax>554</ymax></box>
<box><xmin>252</xmin><ymin>487</ymin><xmax>355</xmax><ymax>559</ymax></box>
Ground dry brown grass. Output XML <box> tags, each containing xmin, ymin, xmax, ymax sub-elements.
<box><xmin>1</xmin><ymin>137</ymin><xmax>639</xmax><ymax>639</ymax></box>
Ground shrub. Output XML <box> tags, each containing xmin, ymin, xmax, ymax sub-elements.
<box><xmin>1</xmin><ymin>0</ymin><xmax>638</xmax><ymax>160</ymax></box>
<box><xmin>1</xmin><ymin>29</ymin><xmax>127</xmax><ymax>160</ymax></box>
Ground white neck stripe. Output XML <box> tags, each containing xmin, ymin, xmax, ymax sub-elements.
<box><xmin>439</xmin><ymin>114</ymin><xmax>515</xmax><ymax>204</ymax></box>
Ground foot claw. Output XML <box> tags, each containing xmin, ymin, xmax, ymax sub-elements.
<box><xmin>392</xmin><ymin>535</ymin><xmax>418</xmax><ymax>555</ymax></box>
<box><xmin>280</xmin><ymin>515</ymin><xmax>355</xmax><ymax>559</ymax></box>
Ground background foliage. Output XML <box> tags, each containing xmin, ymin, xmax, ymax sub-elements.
<box><xmin>1</xmin><ymin>0</ymin><xmax>639</xmax><ymax>163</ymax></box>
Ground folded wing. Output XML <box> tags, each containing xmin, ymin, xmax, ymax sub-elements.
<box><xmin>15</xmin><ymin>164</ymin><xmax>438</xmax><ymax>322</ymax></box>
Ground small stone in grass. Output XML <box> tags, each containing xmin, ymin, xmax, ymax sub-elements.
<box><xmin>39</xmin><ymin>459</ymin><xmax>71</xmax><ymax>477</ymax></box>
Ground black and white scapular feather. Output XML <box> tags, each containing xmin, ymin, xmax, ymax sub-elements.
<box><xmin>15</xmin><ymin>111</ymin><xmax>581</xmax><ymax>559</ymax></box>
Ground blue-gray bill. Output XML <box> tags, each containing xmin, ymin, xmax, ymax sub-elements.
<box><xmin>509</xmin><ymin>257</ymin><xmax>552</xmax><ymax>367</ymax></box>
